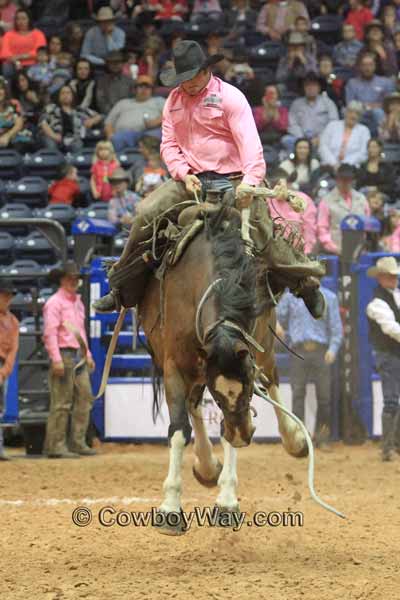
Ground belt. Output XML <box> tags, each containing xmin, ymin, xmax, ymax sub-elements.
<box><xmin>197</xmin><ymin>171</ymin><xmax>242</xmax><ymax>180</ymax></box>
<box><xmin>297</xmin><ymin>341</ymin><xmax>327</xmax><ymax>352</ymax></box>
<box><xmin>60</xmin><ymin>347</ymin><xmax>80</xmax><ymax>356</ymax></box>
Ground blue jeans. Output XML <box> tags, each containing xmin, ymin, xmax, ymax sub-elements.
<box><xmin>375</xmin><ymin>351</ymin><xmax>400</xmax><ymax>415</ymax></box>
<box><xmin>111</xmin><ymin>128</ymin><xmax>162</xmax><ymax>152</ymax></box>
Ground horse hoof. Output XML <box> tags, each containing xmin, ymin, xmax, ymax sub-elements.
<box><xmin>192</xmin><ymin>459</ymin><xmax>223</xmax><ymax>488</ymax></box>
<box><xmin>153</xmin><ymin>510</ymin><xmax>188</xmax><ymax>536</ymax></box>
<box><xmin>213</xmin><ymin>505</ymin><xmax>241</xmax><ymax>528</ymax></box>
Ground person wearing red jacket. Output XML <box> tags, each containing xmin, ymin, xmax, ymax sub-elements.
<box><xmin>345</xmin><ymin>0</ymin><xmax>373</xmax><ymax>41</ymax></box>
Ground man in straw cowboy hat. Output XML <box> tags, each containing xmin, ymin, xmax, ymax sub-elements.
<box><xmin>81</xmin><ymin>6</ymin><xmax>125</xmax><ymax>67</ymax></box>
<box><xmin>367</xmin><ymin>256</ymin><xmax>400</xmax><ymax>461</ymax></box>
<box><xmin>93</xmin><ymin>39</ymin><xmax>325</xmax><ymax>318</ymax></box>
<box><xmin>0</xmin><ymin>280</ymin><xmax>19</xmax><ymax>461</ymax></box>
<box><xmin>43</xmin><ymin>261</ymin><xmax>96</xmax><ymax>458</ymax></box>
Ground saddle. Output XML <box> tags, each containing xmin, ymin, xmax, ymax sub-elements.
<box><xmin>108</xmin><ymin>202</ymin><xmax>235</xmax><ymax>308</ymax></box>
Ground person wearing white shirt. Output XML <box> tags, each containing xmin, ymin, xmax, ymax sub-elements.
<box><xmin>366</xmin><ymin>256</ymin><xmax>400</xmax><ymax>461</ymax></box>
<box><xmin>319</xmin><ymin>101</ymin><xmax>371</xmax><ymax>169</ymax></box>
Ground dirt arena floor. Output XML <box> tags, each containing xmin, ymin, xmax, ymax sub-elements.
<box><xmin>1</xmin><ymin>440</ymin><xmax>399</xmax><ymax>600</ymax></box>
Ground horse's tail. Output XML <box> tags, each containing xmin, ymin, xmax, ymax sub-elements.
<box><xmin>151</xmin><ymin>362</ymin><xmax>163</xmax><ymax>423</ymax></box>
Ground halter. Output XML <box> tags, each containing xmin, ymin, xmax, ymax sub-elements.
<box><xmin>195</xmin><ymin>279</ymin><xmax>264</xmax><ymax>353</ymax></box>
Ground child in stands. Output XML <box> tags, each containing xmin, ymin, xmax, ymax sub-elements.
<box><xmin>135</xmin><ymin>151</ymin><xmax>168</xmax><ymax>196</ymax></box>
<box><xmin>90</xmin><ymin>140</ymin><xmax>119</xmax><ymax>202</ymax></box>
<box><xmin>48</xmin><ymin>164</ymin><xmax>81</xmax><ymax>206</ymax></box>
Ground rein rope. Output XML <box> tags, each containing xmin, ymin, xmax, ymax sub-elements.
<box><xmin>195</xmin><ymin>279</ymin><xmax>345</xmax><ymax>520</ymax></box>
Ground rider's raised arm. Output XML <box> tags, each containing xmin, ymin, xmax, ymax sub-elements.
<box><xmin>224</xmin><ymin>86</ymin><xmax>266</xmax><ymax>186</ymax></box>
<box><xmin>160</xmin><ymin>98</ymin><xmax>191</xmax><ymax>181</ymax></box>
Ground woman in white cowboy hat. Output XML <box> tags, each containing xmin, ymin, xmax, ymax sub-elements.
<box><xmin>81</xmin><ymin>6</ymin><xmax>125</xmax><ymax>66</ymax></box>
<box><xmin>367</xmin><ymin>256</ymin><xmax>400</xmax><ymax>461</ymax></box>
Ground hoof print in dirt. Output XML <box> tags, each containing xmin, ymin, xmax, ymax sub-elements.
<box><xmin>153</xmin><ymin>510</ymin><xmax>187</xmax><ymax>536</ymax></box>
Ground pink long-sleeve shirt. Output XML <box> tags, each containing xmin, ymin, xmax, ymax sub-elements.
<box><xmin>318</xmin><ymin>192</ymin><xmax>370</xmax><ymax>254</ymax></box>
<box><xmin>268</xmin><ymin>191</ymin><xmax>317</xmax><ymax>254</ymax></box>
<box><xmin>160</xmin><ymin>75</ymin><xmax>266</xmax><ymax>186</ymax></box>
<box><xmin>43</xmin><ymin>288</ymin><xmax>92</xmax><ymax>364</ymax></box>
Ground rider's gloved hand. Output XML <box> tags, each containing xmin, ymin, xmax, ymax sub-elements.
<box><xmin>235</xmin><ymin>182</ymin><xmax>254</xmax><ymax>210</ymax></box>
<box><xmin>184</xmin><ymin>174</ymin><xmax>202</xmax><ymax>195</ymax></box>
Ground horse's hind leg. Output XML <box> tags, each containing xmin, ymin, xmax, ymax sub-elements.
<box><xmin>190</xmin><ymin>386</ymin><xmax>223</xmax><ymax>488</ymax></box>
<box><xmin>270</xmin><ymin>384</ymin><xmax>308</xmax><ymax>458</ymax></box>
<box><xmin>156</xmin><ymin>361</ymin><xmax>191</xmax><ymax>536</ymax></box>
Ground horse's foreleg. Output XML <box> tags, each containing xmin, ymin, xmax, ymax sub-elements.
<box><xmin>215</xmin><ymin>436</ymin><xmax>239</xmax><ymax>512</ymax></box>
<box><xmin>270</xmin><ymin>383</ymin><xmax>308</xmax><ymax>458</ymax></box>
<box><xmin>157</xmin><ymin>362</ymin><xmax>191</xmax><ymax>535</ymax></box>
<box><xmin>190</xmin><ymin>386</ymin><xmax>223</xmax><ymax>488</ymax></box>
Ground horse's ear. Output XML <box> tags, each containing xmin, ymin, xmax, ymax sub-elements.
<box><xmin>234</xmin><ymin>340</ymin><xmax>249</xmax><ymax>360</ymax></box>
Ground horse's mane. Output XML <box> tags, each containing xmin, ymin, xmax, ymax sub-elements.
<box><xmin>204</xmin><ymin>207</ymin><xmax>267</xmax><ymax>376</ymax></box>
<box><xmin>206</xmin><ymin>206</ymin><xmax>263</xmax><ymax>330</ymax></box>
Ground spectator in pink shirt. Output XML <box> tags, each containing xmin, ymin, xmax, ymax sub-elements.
<box><xmin>317</xmin><ymin>163</ymin><xmax>369</xmax><ymax>255</ymax></box>
<box><xmin>268</xmin><ymin>169</ymin><xmax>317</xmax><ymax>254</ymax></box>
<box><xmin>252</xmin><ymin>84</ymin><xmax>288</xmax><ymax>145</ymax></box>
<box><xmin>43</xmin><ymin>261</ymin><xmax>96</xmax><ymax>459</ymax></box>
<box><xmin>0</xmin><ymin>0</ymin><xmax>17</xmax><ymax>32</ymax></box>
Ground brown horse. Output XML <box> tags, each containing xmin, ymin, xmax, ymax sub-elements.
<box><xmin>138</xmin><ymin>206</ymin><xmax>308</xmax><ymax>535</ymax></box>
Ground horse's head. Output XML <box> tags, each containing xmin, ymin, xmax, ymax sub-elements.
<box><xmin>203</xmin><ymin>328</ymin><xmax>256</xmax><ymax>448</ymax></box>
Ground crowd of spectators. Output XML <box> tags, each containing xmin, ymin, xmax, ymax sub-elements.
<box><xmin>0</xmin><ymin>1</ymin><xmax>397</xmax><ymax>251</ymax></box>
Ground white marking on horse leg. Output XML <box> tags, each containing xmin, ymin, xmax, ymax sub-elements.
<box><xmin>190</xmin><ymin>405</ymin><xmax>219</xmax><ymax>481</ymax></box>
<box><xmin>270</xmin><ymin>384</ymin><xmax>306</xmax><ymax>456</ymax></box>
<box><xmin>216</xmin><ymin>436</ymin><xmax>239</xmax><ymax>510</ymax></box>
<box><xmin>159</xmin><ymin>430</ymin><xmax>185</xmax><ymax>513</ymax></box>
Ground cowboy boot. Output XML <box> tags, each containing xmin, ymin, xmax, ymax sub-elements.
<box><xmin>250</xmin><ymin>199</ymin><xmax>326</xmax><ymax>319</ymax></box>
<box><xmin>381</xmin><ymin>412</ymin><xmax>396</xmax><ymax>462</ymax></box>
<box><xmin>92</xmin><ymin>214</ymin><xmax>153</xmax><ymax>313</ymax></box>
<box><xmin>260</xmin><ymin>238</ymin><xmax>327</xmax><ymax>319</ymax></box>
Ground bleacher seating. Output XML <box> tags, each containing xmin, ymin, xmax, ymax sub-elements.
<box><xmin>311</xmin><ymin>15</ymin><xmax>343</xmax><ymax>45</ymax></box>
<box><xmin>25</xmin><ymin>149</ymin><xmax>65</xmax><ymax>179</ymax></box>
<box><xmin>0</xmin><ymin>203</ymin><xmax>32</xmax><ymax>236</ymax></box>
<box><xmin>0</xmin><ymin>232</ymin><xmax>15</xmax><ymax>265</ymax></box>
<box><xmin>5</xmin><ymin>177</ymin><xmax>49</xmax><ymax>209</ymax></box>
<box><xmin>249</xmin><ymin>41</ymin><xmax>285</xmax><ymax>68</ymax></box>
<box><xmin>78</xmin><ymin>202</ymin><xmax>109</xmax><ymax>220</ymax></box>
<box><xmin>0</xmin><ymin>149</ymin><xmax>24</xmax><ymax>179</ymax></box>
<box><xmin>14</xmin><ymin>232</ymin><xmax>57</xmax><ymax>265</ymax></box>
<box><xmin>71</xmin><ymin>148</ymin><xmax>95</xmax><ymax>178</ymax></box>
<box><xmin>34</xmin><ymin>204</ymin><xmax>76</xmax><ymax>234</ymax></box>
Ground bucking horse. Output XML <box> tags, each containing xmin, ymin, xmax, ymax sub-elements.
<box><xmin>97</xmin><ymin>189</ymin><xmax>345</xmax><ymax>535</ymax></box>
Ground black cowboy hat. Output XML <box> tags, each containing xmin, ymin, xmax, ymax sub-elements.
<box><xmin>49</xmin><ymin>260</ymin><xmax>81</xmax><ymax>284</ymax></box>
<box><xmin>0</xmin><ymin>280</ymin><xmax>17</xmax><ymax>295</ymax></box>
<box><xmin>160</xmin><ymin>40</ymin><xmax>224</xmax><ymax>87</ymax></box>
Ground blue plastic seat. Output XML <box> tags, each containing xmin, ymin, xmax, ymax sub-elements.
<box><xmin>0</xmin><ymin>231</ymin><xmax>15</xmax><ymax>265</ymax></box>
<box><xmin>118</xmin><ymin>149</ymin><xmax>144</xmax><ymax>170</ymax></box>
<box><xmin>0</xmin><ymin>149</ymin><xmax>23</xmax><ymax>179</ymax></box>
<box><xmin>71</xmin><ymin>148</ymin><xmax>95</xmax><ymax>178</ymax></box>
<box><xmin>79</xmin><ymin>202</ymin><xmax>109</xmax><ymax>220</ymax></box>
<box><xmin>0</xmin><ymin>203</ymin><xmax>32</xmax><ymax>235</ymax></box>
<box><xmin>249</xmin><ymin>41</ymin><xmax>285</xmax><ymax>67</ymax></box>
<box><xmin>14</xmin><ymin>231</ymin><xmax>56</xmax><ymax>265</ymax></box>
<box><xmin>25</xmin><ymin>149</ymin><xmax>65</xmax><ymax>179</ymax></box>
<box><xmin>311</xmin><ymin>15</ymin><xmax>343</xmax><ymax>45</ymax></box>
<box><xmin>34</xmin><ymin>204</ymin><xmax>76</xmax><ymax>234</ymax></box>
<box><xmin>5</xmin><ymin>176</ymin><xmax>48</xmax><ymax>208</ymax></box>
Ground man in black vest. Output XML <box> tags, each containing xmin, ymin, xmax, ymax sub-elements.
<box><xmin>367</xmin><ymin>257</ymin><xmax>400</xmax><ymax>461</ymax></box>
